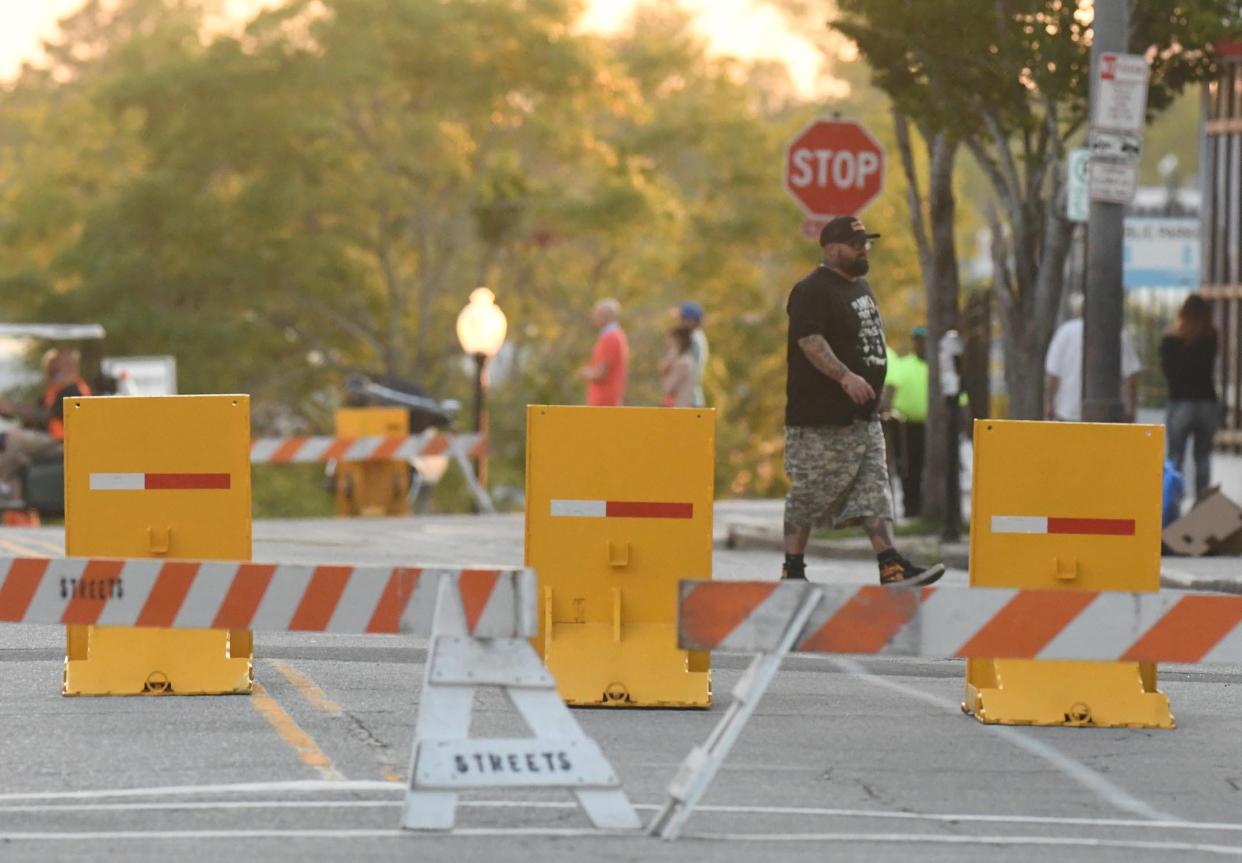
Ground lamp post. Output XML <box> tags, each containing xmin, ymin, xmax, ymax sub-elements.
<box><xmin>456</xmin><ymin>287</ymin><xmax>507</xmax><ymax>488</ymax></box>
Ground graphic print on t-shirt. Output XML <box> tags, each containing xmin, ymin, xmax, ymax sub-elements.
<box><xmin>851</xmin><ymin>294</ymin><xmax>886</xmax><ymax>369</ymax></box>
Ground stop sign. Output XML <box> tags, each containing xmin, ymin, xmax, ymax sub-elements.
<box><xmin>784</xmin><ymin>118</ymin><xmax>885</xmax><ymax>218</ymax></box>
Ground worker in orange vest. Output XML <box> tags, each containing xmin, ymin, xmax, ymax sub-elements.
<box><xmin>0</xmin><ymin>349</ymin><xmax>91</xmax><ymax>501</ymax></box>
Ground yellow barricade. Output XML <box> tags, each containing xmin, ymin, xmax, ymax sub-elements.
<box><xmin>64</xmin><ymin>395</ymin><xmax>253</xmax><ymax>695</ymax></box>
<box><xmin>963</xmin><ymin>419</ymin><xmax>1172</xmax><ymax>728</ymax></box>
<box><xmin>525</xmin><ymin>406</ymin><xmax>713</xmax><ymax>707</ymax></box>
<box><xmin>334</xmin><ymin>407</ymin><xmax>411</xmax><ymax>516</ymax></box>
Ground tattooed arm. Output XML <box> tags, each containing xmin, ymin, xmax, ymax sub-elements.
<box><xmin>797</xmin><ymin>334</ymin><xmax>874</xmax><ymax>404</ymax></box>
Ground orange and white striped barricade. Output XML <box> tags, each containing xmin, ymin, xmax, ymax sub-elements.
<box><xmin>250</xmin><ymin>431</ymin><xmax>495</xmax><ymax>514</ymax></box>
<box><xmin>650</xmin><ymin>580</ymin><xmax>1242</xmax><ymax>840</ymax></box>
<box><xmin>0</xmin><ymin>555</ymin><xmax>639</xmax><ymax>833</ymax></box>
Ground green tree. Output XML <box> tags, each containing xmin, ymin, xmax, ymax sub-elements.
<box><xmin>0</xmin><ymin>0</ymin><xmax>938</xmax><ymax>507</ymax></box>
<box><xmin>832</xmin><ymin>0</ymin><xmax>1238</xmax><ymax>421</ymax></box>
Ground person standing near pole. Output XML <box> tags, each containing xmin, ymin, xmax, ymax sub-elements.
<box><xmin>882</xmin><ymin>326</ymin><xmax>930</xmax><ymax>519</ymax></box>
<box><xmin>1161</xmin><ymin>293</ymin><xmax>1218</xmax><ymax>498</ymax></box>
<box><xmin>780</xmin><ymin>216</ymin><xmax>944</xmax><ymax>587</ymax></box>
<box><xmin>678</xmin><ymin>302</ymin><xmax>709</xmax><ymax>407</ymax></box>
<box><xmin>1044</xmin><ymin>293</ymin><xmax>1141</xmax><ymax>422</ymax></box>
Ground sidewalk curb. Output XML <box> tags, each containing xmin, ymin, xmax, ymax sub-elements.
<box><xmin>1159</xmin><ymin>573</ymin><xmax>1242</xmax><ymax>594</ymax></box>
<box><xmin>719</xmin><ymin>524</ymin><xmax>970</xmax><ymax>569</ymax></box>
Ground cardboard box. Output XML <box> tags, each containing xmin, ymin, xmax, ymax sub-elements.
<box><xmin>1162</xmin><ymin>487</ymin><xmax>1242</xmax><ymax>556</ymax></box>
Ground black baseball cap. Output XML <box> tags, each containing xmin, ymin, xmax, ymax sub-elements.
<box><xmin>819</xmin><ymin>216</ymin><xmax>881</xmax><ymax>247</ymax></box>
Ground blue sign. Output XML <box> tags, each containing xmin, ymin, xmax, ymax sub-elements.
<box><xmin>1123</xmin><ymin>217</ymin><xmax>1200</xmax><ymax>290</ymax></box>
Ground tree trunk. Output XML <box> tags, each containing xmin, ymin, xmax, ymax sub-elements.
<box><xmin>920</xmin><ymin>133</ymin><xmax>961</xmax><ymax>524</ymax></box>
<box><xmin>987</xmin><ymin>202</ymin><xmax>1043</xmax><ymax>420</ymax></box>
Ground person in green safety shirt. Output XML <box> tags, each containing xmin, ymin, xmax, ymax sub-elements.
<box><xmin>882</xmin><ymin>326</ymin><xmax>929</xmax><ymax>519</ymax></box>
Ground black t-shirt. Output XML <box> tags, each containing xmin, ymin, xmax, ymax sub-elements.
<box><xmin>785</xmin><ymin>265</ymin><xmax>888</xmax><ymax>427</ymax></box>
<box><xmin>1160</xmin><ymin>332</ymin><xmax>1217</xmax><ymax>401</ymax></box>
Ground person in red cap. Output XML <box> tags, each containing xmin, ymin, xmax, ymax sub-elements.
<box><xmin>780</xmin><ymin>216</ymin><xmax>944</xmax><ymax>587</ymax></box>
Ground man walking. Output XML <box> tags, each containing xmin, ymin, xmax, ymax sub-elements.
<box><xmin>579</xmin><ymin>298</ymin><xmax>629</xmax><ymax>406</ymax></box>
<box><xmin>781</xmin><ymin>217</ymin><xmax>944</xmax><ymax>587</ymax></box>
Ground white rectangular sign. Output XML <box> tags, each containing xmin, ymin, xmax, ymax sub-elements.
<box><xmin>1092</xmin><ymin>52</ymin><xmax>1151</xmax><ymax>133</ymax></box>
<box><xmin>1124</xmin><ymin>217</ymin><xmax>1200</xmax><ymax>290</ymax></box>
<box><xmin>413</xmin><ymin>737</ymin><xmax>618</xmax><ymax>788</ymax></box>
<box><xmin>1089</xmin><ymin>130</ymin><xmax>1142</xmax><ymax>159</ymax></box>
<box><xmin>1066</xmin><ymin>148</ymin><xmax>1090</xmax><ymax>222</ymax></box>
<box><xmin>101</xmin><ymin>355</ymin><xmax>177</xmax><ymax>395</ymax></box>
<box><xmin>1089</xmin><ymin>159</ymin><xmax>1140</xmax><ymax>204</ymax></box>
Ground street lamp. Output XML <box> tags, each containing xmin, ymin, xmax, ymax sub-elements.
<box><xmin>456</xmin><ymin>287</ymin><xmax>507</xmax><ymax>488</ymax></box>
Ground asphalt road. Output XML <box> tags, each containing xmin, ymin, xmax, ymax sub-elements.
<box><xmin>0</xmin><ymin>514</ymin><xmax>1241</xmax><ymax>862</ymax></box>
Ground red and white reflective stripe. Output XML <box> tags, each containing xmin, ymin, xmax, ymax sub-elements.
<box><xmin>991</xmin><ymin>515</ymin><xmax>1136</xmax><ymax>536</ymax></box>
<box><xmin>0</xmin><ymin>556</ymin><xmax>533</xmax><ymax>638</ymax></box>
<box><xmin>676</xmin><ymin>581</ymin><xmax>1242</xmax><ymax>664</ymax></box>
<box><xmin>250</xmin><ymin>432</ymin><xmax>484</xmax><ymax>464</ymax></box>
<box><xmin>90</xmin><ymin>473</ymin><xmax>231</xmax><ymax>491</ymax></box>
<box><xmin>549</xmin><ymin>499</ymin><xmax>694</xmax><ymax>519</ymax></box>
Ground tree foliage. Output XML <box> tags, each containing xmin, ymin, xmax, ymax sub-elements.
<box><xmin>832</xmin><ymin>0</ymin><xmax>1239</xmax><ymax>418</ymax></box>
<box><xmin>2</xmin><ymin>0</ymin><xmax>941</xmax><ymax>502</ymax></box>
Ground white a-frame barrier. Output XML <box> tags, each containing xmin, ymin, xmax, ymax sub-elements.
<box><xmin>402</xmin><ymin>572</ymin><xmax>641</xmax><ymax>831</ymax></box>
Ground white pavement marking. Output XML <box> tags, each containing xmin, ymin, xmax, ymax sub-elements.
<box><xmin>687</xmin><ymin>833</ymin><xmax>1242</xmax><ymax>855</ymax></box>
<box><xmin>0</xmin><ymin>794</ymin><xmax>1237</xmax><ymax>839</ymax></box>
<box><xmin>0</xmin><ymin>780</ymin><xmax>396</xmax><ymax>803</ymax></box>
<box><xmin>0</xmin><ymin>535</ymin><xmax>61</xmax><ymax>556</ymax></box>
<box><xmin>1</xmin><ymin>828</ymin><xmax>1241</xmax><ymax>854</ymax></box>
<box><xmin>2</xmin><ymin>792</ymin><xmax>1241</xmax><ymax>836</ymax></box>
<box><xmin>826</xmin><ymin>656</ymin><xmax>1182</xmax><ymax>823</ymax></box>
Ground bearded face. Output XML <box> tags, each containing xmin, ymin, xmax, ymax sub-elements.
<box><xmin>843</xmin><ymin>254</ymin><xmax>870</xmax><ymax>277</ymax></box>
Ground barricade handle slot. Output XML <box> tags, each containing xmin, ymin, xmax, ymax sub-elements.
<box><xmin>147</xmin><ymin>526</ymin><xmax>171</xmax><ymax>556</ymax></box>
<box><xmin>606</xmin><ymin>540</ymin><xmax>630</xmax><ymax>568</ymax></box>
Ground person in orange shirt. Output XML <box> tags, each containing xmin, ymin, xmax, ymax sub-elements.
<box><xmin>578</xmin><ymin>298</ymin><xmax>629</xmax><ymax>406</ymax></box>
<box><xmin>0</xmin><ymin>349</ymin><xmax>91</xmax><ymax>500</ymax></box>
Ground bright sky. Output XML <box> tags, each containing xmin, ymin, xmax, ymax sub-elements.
<box><xmin>0</xmin><ymin>0</ymin><xmax>837</xmax><ymax>97</ymax></box>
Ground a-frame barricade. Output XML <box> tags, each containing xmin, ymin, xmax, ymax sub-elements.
<box><xmin>403</xmin><ymin>572</ymin><xmax>640</xmax><ymax>831</ymax></box>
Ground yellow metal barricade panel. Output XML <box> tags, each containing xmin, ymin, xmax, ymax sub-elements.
<box><xmin>525</xmin><ymin>406</ymin><xmax>714</xmax><ymax>707</ymax></box>
<box><xmin>334</xmin><ymin>407</ymin><xmax>410</xmax><ymax>517</ymax></box>
<box><xmin>64</xmin><ymin>395</ymin><xmax>253</xmax><ymax>696</ymax></box>
<box><xmin>964</xmin><ymin>419</ymin><xmax>1172</xmax><ymax>728</ymax></box>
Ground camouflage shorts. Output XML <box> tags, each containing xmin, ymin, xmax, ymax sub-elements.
<box><xmin>783</xmin><ymin>419</ymin><xmax>894</xmax><ymax>530</ymax></box>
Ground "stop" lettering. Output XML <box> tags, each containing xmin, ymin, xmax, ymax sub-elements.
<box><xmin>789</xmin><ymin>149</ymin><xmax>881</xmax><ymax>190</ymax></box>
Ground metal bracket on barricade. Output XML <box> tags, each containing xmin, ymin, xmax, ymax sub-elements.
<box><xmin>403</xmin><ymin>573</ymin><xmax>639</xmax><ymax>831</ymax></box>
<box><xmin>0</xmin><ymin>555</ymin><xmax>634</xmax><ymax>833</ymax></box>
<box><xmin>250</xmin><ymin>430</ymin><xmax>495</xmax><ymax>513</ymax></box>
<box><xmin>652</xmin><ymin>579</ymin><xmax>1242</xmax><ymax>840</ymax></box>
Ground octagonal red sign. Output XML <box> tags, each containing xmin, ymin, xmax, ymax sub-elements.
<box><xmin>784</xmin><ymin>118</ymin><xmax>886</xmax><ymax>218</ymax></box>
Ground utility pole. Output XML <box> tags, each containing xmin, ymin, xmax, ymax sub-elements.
<box><xmin>1081</xmin><ymin>0</ymin><xmax>1130</xmax><ymax>423</ymax></box>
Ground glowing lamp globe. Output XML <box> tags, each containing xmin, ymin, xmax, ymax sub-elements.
<box><xmin>456</xmin><ymin>287</ymin><xmax>508</xmax><ymax>358</ymax></box>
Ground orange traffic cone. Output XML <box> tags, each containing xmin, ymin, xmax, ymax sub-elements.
<box><xmin>2</xmin><ymin>509</ymin><xmax>40</xmax><ymax>527</ymax></box>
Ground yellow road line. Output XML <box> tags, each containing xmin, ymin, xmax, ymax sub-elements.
<box><xmin>269</xmin><ymin>660</ymin><xmax>342</xmax><ymax>715</ymax></box>
<box><xmin>270</xmin><ymin>660</ymin><xmax>406</xmax><ymax>784</ymax></box>
<box><xmin>250</xmin><ymin>682</ymin><xmax>342</xmax><ymax>781</ymax></box>
<box><xmin>0</xmin><ymin>537</ymin><xmax>46</xmax><ymax>556</ymax></box>
<box><xmin>22</xmin><ymin>537</ymin><xmax>65</xmax><ymax>556</ymax></box>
